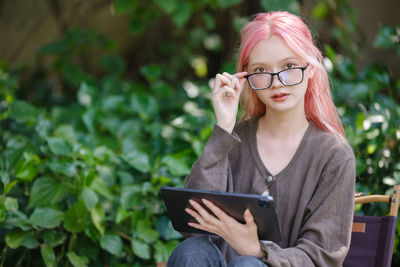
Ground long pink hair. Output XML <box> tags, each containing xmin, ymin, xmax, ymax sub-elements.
<box><xmin>237</xmin><ymin>11</ymin><xmax>345</xmax><ymax>138</ymax></box>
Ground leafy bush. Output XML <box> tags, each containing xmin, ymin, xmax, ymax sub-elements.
<box><xmin>0</xmin><ymin>53</ymin><xmax>217</xmax><ymax>265</ymax></box>
<box><xmin>0</xmin><ymin>0</ymin><xmax>399</xmax><ymax>266</ymax></box>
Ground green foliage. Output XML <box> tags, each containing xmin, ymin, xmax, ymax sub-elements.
<box><xmin>0</xmin><ymin>11</ymin><xmax>215</xmax><ymax>263</ymax></box>
<box><xmin>1</xmin><ymin>0</ymin><xmax>399</xmax><ymax>265</ymax></box>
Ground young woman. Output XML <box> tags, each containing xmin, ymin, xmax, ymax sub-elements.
<box><xmin>167</xmin><ymin>11</ymin><xmax>355</xmax><ymax>267</ymax></box>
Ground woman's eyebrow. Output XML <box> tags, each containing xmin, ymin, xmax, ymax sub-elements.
<box><xmin>279</xmin><ymin>56</ymin><xmax>299</xmax><ymax>63</ymax></box>
<box><xmin>248</xmin><ymin>57</ymin><xmax>299</xmax><ymax>68</ymax></box>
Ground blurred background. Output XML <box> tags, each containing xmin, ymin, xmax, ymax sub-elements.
<box><xmin>0</xmin><ymin>0</ymin><xmax>399</xmax><ymax>266</ymax></box>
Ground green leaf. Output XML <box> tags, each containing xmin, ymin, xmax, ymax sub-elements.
<box><xmin>101</xmin><ymin>54</ymin><xmax>126</xmax><ymax>76</ymax></box>
<box><xmin>82</xmin><ymin>109</ymin><xmax>96</xmax><ymax>133</ymax></box>
<box><xmin>91</xmin><ymin>203</ymin><xmax>105</xmax><ymax>236</ymax></box>
<box><xmin>5</xmin><ymin>197</ymin><xmax>18</xmax><ymax>211</ymax></box>
<box><xmin>100</xmin><ymin>234</ymin><xmax>123</xmax><ymax>256</ymax></box>
<box><xmin>35</xmin><ymin>117</ymin><xmax>52</xmax><ymax>138</ymax></box>
<box><xmin>161</xmin><ymin>155</ymin><xmax>191</xmax><ymax>177</ymax></box>
<box><xmin>171</xmin><ymin>2</ymin><xmax>192</xmax><ymax>28</ymax></box>
<box><xmin>121</xmin><ymin>150</ymin><xmax>151</xmax><ymax>173</ymax></box>
<box><xmin>155</xmin><ymin>216</ymin><xmax>182</xmax><ymax>240</ymax></box>
<box><xmin>9</xmin><ymin>100</ymin><xmax>37</xmax><ymax>122</ymax></box>
<box><xmin>67</xmin><ymin>251</ymin><xmax>89</xmax><ymax>267</ymax></box>
<box><xmin>3</xmin><ymin>211</ymin><xmax>30</xmax><ymax>231</ymax></box>
<box><xmin>5</xmin><ymin>230</ymin><xmax>39</xmax><ymax>249</ymax></box>
<box><xmin>47</xmin><ymin>137</ymin><xmax>73</xmax><ymax>156</ymax></box>
<box><xmin>41</xmin><ymin>245</ymin><xmax>56</xmax><ymax>267</ymax></box>
<box><xmin>54</xmin><ymin>124</ymin><xmax>77</xmax><ymax>144</ymax></box>
<box><xmin>37</xmin><ymin>40</ymin><xmax>68</xmax><ymax>54</ymax></box>
<box><xmin>137</xmin><ymin>220</ymin><xmax>159</xmax><ymax>243</ymax></box>
<box><xmin>312</xmin><ymin>2</ymin><xmax>329</xmax><ymax>19</ymax></box>
<box><xmin>64</xmin><ymin>201</ymin><xmax>89</xmax><ymax>233</ymax></box>
<box><xmin>154</xmin><ymin>0</ymin><xmax>176</xmax><ymax>14</ymax></box>
<box><xmin>101</xmin><ymin>95</ymin><xmax>125</xmax><ymax>111</ymax></box>
<box><xmin>374</xmin><ymin>25</ymin><xmax>398</xmax><ymax>49</ymax></box>
<box><xmin>4</xmin><ymin>180</ymin><xmax>18</xmax><ymax>195</ymax></box>
<box><xmin>216</xmin><ymin>0</ymin><xmax>242</xmax><ymax>9</ymax></box>
<box><xmin>42</xmin><ymin>230</ymin><xmax>67</xmax><ymax>247</ymax></box>
<box><xmin>29</xmin><ymin>177</ymin><xmax>65</xmax><ymax>208</ymax></box>
<box><xmin>82</xmin><ymin>187</ymin><xmax>98</xmax><ymax>211</ymax></box>
<box><xmin>15</xmin><ymin>158</ymin><xmax>38</xmax><ymax>182</ymax></box>
<box><xmin>91</xmin><ymin>177</ymin><xmax>114</xmax><ymax>200</ymax></box>
<box><xmin>29</xmin><ymin>207</ymin><xmax>64</xmax><ymax>229</ymax></box>
<box><xmin>116</xmin><ymin>207</ymin><xmax>131</xmax><ymax>224</ymax></box>
<box><xmin>129</xmin><ymin>15</ymin><xmax>146</xmax><ymax>35</ymax></box>
<box><xmin>139</xmin><ymin>64</ymin><xmax>162</xmax><ymax>83</ymax></box>
<box><xmin>0</xmin><ymin>170</ymin><xmax>9</xmax><ymax>184</ymax></box>
<box><xmin>113</xmin><ymin>0</ymin><xmax>134</xmax><ymax>14</ymax></box>
<box><xmin>0</xmin><ymin>208</ymin><xmax>5</xmax><ymax>223</ymax></box>
<box><xmin>154</xmin><ymin>240</ymin><xmax>180</xmax><ymax>263</ymax></box>
<box><xmin>131</xmin><ymin>239</ymin><xmax>151</xmax><ymax>259</ymax></box>
<box><xmin>120</xmin><ymin>185</ymin><xmax>141</xmax><ymax>210</ymax></box>
<box><xmin>260</xmin><ymin>0</ymin><xmax>300</xmax><ymax>14</ymax></box>
<box><xmin>48</xmin><ymin>160</ymin><xmax>77</xmax><ymax>177</ymax></box>
<box><xmin>202</xmin><ymin>12</ymin><xmax>216</xmax><ymax>30</ymax></box>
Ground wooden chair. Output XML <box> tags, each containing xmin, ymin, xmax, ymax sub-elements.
<box><xmin>343</xmin><ymin>184</ymin><xmax>400</xmax><ymax>267</ymax></box>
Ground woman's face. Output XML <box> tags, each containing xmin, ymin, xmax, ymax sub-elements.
<box><xmin>246</xmin><ymin>35</ymin><xmax>311</xmax><ymax>115</ymax></box>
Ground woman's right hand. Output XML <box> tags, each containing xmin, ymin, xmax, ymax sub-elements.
<box><xmin>211</xmin><ymin>72</ymin><xmax>248</xmax><ymax>133</ymax></box>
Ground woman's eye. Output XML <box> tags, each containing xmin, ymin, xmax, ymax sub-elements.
<box><xmin>286</xmin><ymin>63</ymin><xmax>294</xmax><ymax>69</ymax></box>
<box><xmin>255</xmin><ymin>67</ymin><xmax>265</xmax><ymax>72</ymax></box>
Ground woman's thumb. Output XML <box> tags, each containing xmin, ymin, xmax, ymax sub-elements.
<box><xmin>244</xmin><ymin>209</ymin><xmax>254</xmax><ymax>225</ymax></box>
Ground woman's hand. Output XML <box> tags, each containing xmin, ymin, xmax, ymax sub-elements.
<box><xmin>185</xmin><ymin>199</ymin><xmax>266</xmax><ymax>258</ymax></box>
<box><xmin>212</xmin><ymin>72</ymin><xmax>248</xmax><ymax>133</ymax></box>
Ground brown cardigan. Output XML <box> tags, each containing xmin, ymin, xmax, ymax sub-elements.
<box><xmin>184</xmin><ymin>117</ymin><xmax>355</xmax><ymax>266</ymax></box>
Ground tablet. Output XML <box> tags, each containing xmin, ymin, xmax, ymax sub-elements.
<box><xmin>160</xmin><ymin>186</ymin><xmax>282</xmax><ymax>242</ymax></box>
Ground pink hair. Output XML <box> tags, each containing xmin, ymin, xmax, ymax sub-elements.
<box><xmin>237</xmin><ymin>11</ymin><xmax>345</xmax><ymax>138</ymax></box>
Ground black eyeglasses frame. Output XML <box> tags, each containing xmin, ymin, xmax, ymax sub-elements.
<box><xmin>244</xmin><ymin>64</ymin><xmax>309</xmax><ymax>90</ymax></box>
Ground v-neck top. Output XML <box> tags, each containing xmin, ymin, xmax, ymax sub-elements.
<box><xmin>185</xmin><ymin>117</ymin><xmax>355</xmax><ymax>266</ymax></box>
<box><xmin>250</xmin><ymin>116</ymin><xmax>311</xmax><ymax>179</ymax></box>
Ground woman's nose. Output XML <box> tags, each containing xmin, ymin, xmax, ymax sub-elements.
<box><xmin>270</xmin><ymin>74</ymin><xmax>283</xmax><ymax>89</ymax></box>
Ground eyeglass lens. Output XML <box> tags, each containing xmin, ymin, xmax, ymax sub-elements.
<box><xmin>249</xmin><ymin>68</ymin><xmax>304</xmax><ymax>89</ymax></box>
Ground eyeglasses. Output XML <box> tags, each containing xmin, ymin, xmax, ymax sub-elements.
<box><xmin>244</xmin><ymin>64</ymin><xmax>309</xmax><ymax>90</ymax></box>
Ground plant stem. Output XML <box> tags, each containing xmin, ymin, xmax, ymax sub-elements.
<box><xmin>119</xmin><ymin>231</ymin><xmax>132</xmax><ymax>241</ymax></box>
<box><xmin>67</xmin><ymin>233</ymin><xmax>76</xmax><ymax>252</ymax></box>
<box><xmin>0</xmin><ymin>246</ymin><xmax>7</xmax><ymax>267</ymax></box>
<box><xmin>15</xmin><ymin>249</ymin><xmax>27</xmax><ymax>266</ymax></box>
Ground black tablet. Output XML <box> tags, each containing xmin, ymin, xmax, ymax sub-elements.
<box><xmin>160</xmin><ymin>186</ymin><xmax>282</xmax><ymax>242</ymax></box>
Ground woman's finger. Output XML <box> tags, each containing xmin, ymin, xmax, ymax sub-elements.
<box><xmin>188</xmin><ymin>200</ymin><xmax>221</xmax><ymax>225</ymax></box>
<box><xmin>185</xmin><ymin>208</ymin><xmax>206</xmax><ymax>225</ymax></box>
<box><xmin>214</xmin><ymin>74</ymin><xmax>232</xmax><ymax>92</ymax></box>
<box><xmin>201</xmin><ymin>199</ymin><xmax>233</xmax><ymax>223</ymax></box>
<box><xmin>244</xmin><ymin>209</ymin><xmax>255</xmax><ymax>225</ymax></box>
<box><xmin>185</xmin><ymin>206</ymin><xmax>222</xmax><ymax>235</ymax></box>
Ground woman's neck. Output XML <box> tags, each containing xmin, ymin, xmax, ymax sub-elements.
<box><xmin>258</xmin><ymin>108</ymin><xmax>309</xmax><ymax>139</ymax></box>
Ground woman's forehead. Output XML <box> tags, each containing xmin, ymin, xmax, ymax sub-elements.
<box><xmin>248</xmin><ymin>36</ymin><xmax>302</xmax><ymax>66</ymax></box>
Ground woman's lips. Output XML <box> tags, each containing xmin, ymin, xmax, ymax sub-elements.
<box><xmin>271</xmin><ymin>93</ymin><xmax>289</xmax><ymax>101</ymax></box>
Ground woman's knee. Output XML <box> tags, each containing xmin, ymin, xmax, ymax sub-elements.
<box><xmin>167</xmin><ymin>237</ymin><xmax>225</xmax><ymax>267</ymax></box>
<box><xmin>228</xmin><ymin>256</ymin><xmax>266</xmax><ymax>267</ymax></box>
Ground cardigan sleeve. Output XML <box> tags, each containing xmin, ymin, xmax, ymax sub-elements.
<box><xmin>260</xmin><ymin>155</ymin><xmax>355</xmax><ymax>267</ymax></box>
<box><xmin>184</xmin><ymin>124</ymin><xmax>241</xmax><ymax>192</ymax></box>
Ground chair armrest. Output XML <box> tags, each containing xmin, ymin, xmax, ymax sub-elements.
<box><xmin>355</xmin><ymin>195</ymin><xmax>390</xmax><ymax>205</ymax></box>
